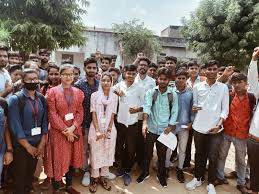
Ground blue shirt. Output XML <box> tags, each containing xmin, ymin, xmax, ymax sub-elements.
<box><xmin>74</xmin><ymin>78</ymin><xmax>99</xmax><ymax>129</ymax></box>
<box><xmin>143</xmin><ymin>86</ymin><xmax>178</xmax><ymax>135</ymax></box>
<box><xmin>8</xmin><ymin>89</ymin><xmax>48</xmax><ymax>147</ymax></box>
<box><xmin>175</xmin><ymin>88</ymin><xmax>193</xmax><ymax>134</ymax></box>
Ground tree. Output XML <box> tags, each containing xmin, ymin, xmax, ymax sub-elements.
<box><xmin>181</xmin><ymin>0</ymin><xmax>259</xmax><ymax>68</ymax></box>
<box><xmin>0</xmin><ymin>0</ymin><xmax>88</xmax><ymax>54</ymax></box>
<box><xmin>112</xmin><ymin>19</ymin><xmax>162</xmax><ymax>61</ymax></box>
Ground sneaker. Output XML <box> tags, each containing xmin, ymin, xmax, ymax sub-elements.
<box><xmin>207</xmin><ymin>184</ymin><xmax>216</xmax><ymax>194</ymax></box>
<box><xmin>156</xmin><ymin>176</ymin><xmax>167</xmax><ymax>188</ymax></box>
<box><xmin>176</xmin><ymin>167</ymin><xmax>185</xmax><ymax>183</ymax></box>
<box><xmin>237</xmin><ymin>185</ymin><xmax>251</xmax><ymax>194</ymax></box>
<box><xmin>123</xmin><ymin>173</ymin><xmax>132</xmax><ymax>186</ymax></box>
<box><xmin>186</xmin><ymin>178</ymin><xmax>202</xmax><ymax>191</ymax></box>
<box><xmin>106</xmin><ymin>172</ymin><xmax>116</xmax><ymax>180</ymax></box>
<box><xmin>136</xmin><ymin>172</ymin><xmax>150</xmax><ymax>184</ymax></box>
<box><xmin>81</xmin><ymin>172</ymin><xmax>90</xmax><ymax>187</ymax></box>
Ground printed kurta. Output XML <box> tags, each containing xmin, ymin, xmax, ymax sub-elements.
<box><xmin>88</xmin><ymin>92</ymin><xmax>118</xmax><ymax>169</ymax></box>
<box><xmin>44</xmin><ymin>86</ymin><xmax>84</xmax><ymax>181</ymax></box>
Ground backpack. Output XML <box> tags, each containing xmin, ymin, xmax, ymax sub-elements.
<box><xmin>151</xmin><ymin>89</ymin><xmax>174</xmax><ymax>117</ymax></box>
<box><xmin>229</xmin><ymin>92</ymin><xmax>256</xmax><ymax>118</ymax></box>
<box><xmin>14</xmin><ymin>91</ymin><xmax>46</xmax><ymax>113</ymax></box>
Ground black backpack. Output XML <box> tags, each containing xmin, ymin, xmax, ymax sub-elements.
<box><xmin>151</xmin><ymin>88</ymin><xmax>174</xmax><ymax>118</ymax></box>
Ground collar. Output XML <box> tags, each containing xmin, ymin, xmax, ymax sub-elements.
<box><xmin>122</xmin><ymin>80</ymin><xmax>137</xmax><ymax>89</ymax></box>
<box><xmin>204</xmin><ymin>80</ymin><xmax>219</xmax><ymax>87</ymax></box>
<box><xmin>21</xmin><ymin>88</ymin><xmax>38</xmax><ymax>99</ymax></box>
<box><xmin>85</xmin><ymin>78</ymin><xmax>99</xmax><ymax>85</ymax></box>
<box><xmin>154</xmin><ymin>86</ymin><xmax>172</xmax><ymax>95</ymax></box>
<box><xmin>136</xmin><ymin>73</ymin><xmax>149</xmax><ymax>81</ymax></box>
<box><xmin>176</xmin><ymin>87</ymin><xmax>187</xmax><ymax>94</ymax></box>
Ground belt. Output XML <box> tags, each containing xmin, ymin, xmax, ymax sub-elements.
<box><xmin>249</xmin><ymin>134</ymin><xmax>259</xmax><ymax>142</ymax></box>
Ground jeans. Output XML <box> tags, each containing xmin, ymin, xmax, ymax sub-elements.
<box><xmin>247</xmin><ymin>138</ymin><xmax>259</xmax><ymax>192</ymax></box>
<box><xmin>136</xmin><ymin>120</ymin><xmax>145</xmax><ymax>167</ymax></box>
<box><xmin>194</xmin><ymin>131</ymin><xmax>223</xmax><ymax>184</ymax></box>
<box><xmin>142</xmin><ymin>132</ymin><xmax>167</xmax><ymax>178</ymax></box>
<box><xmin>217</xmin><ymin>134</ymin><xmax>247</xmax><ymax>186</ymax></box>
<box><xmin>0</xmin><ymin>152</ymin><xmax>3</xmax><ymax>184</ymax></box>
<box><xmin>184</xmin><ymin>129</ymin><xmax>193</xmax><ymax>167</ymax></box>
<box><xmin>13</xmin><ymin>146</ymin><xmax>38</xmax><ymax>194</ymax></box>
<box><xmin>83</xmin><ymin>128</ymin><xmax>89</xmax><ymax>171</ymax></box>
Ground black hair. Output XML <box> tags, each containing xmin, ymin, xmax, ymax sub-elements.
<box><xmin>101</xmin><ymin>72</ymin><xmax>113</xmax><ymax>82</ymax></box>
<box><xmin>8</xmin><ymin>64</ymin><xmax>22</xmax><ymax>74</ymax></box>
<box><xmin>177</xmin><ymin>62</ymin><xmax>187</xmax><ymax>71</ymax></box>
<box><xmin>29</xmin><ymin>53</ymin><xmax>40</xmax><ymax>60</ymax></box>
<box><xmin>149</xmin><ymin>62</ymin><xmax>158</xmax><ymax>69</ymax></box>
<box><xmin>101</xmin><ymin>57</ymin><xmax>112</xmax><ymax>64</ymax></box>
<box><xmin>165</xmin><ymin>56</ymin><xmax>177</xmax><ymax>64</ymax></box>
<box><xmin>21</xmin><ymin>68</ymin><xmax>39</xmax><ymax>80</ymax></box>
<box><xmin>111</xmin><ymin>55</ymin><xmax>117</xmax><ymax>60</ymax></box>
<box><xmin>200</xmin><ymin>64</ymin><xmax>206</xmax><ymax>69</ymax></box>
<box><xmin>60</xmin><ymin>64</ymin><xmax>74</xmax><ymax>74</ymax></box>
<box><xmin>158</xmin><ymin>59</ymin><xmax>166</xmax><ymax>64</ymax></box>
<box><xmin>204</xmin><ymin>60</ymin><xmax>219</xmax><ymax>68</ymax></box>
<box><xmin>218</xmin><ymin>66</ymin><xmax>226</xmax><ymax>72</ymax></box>
<box><xmin>108</xmin><ymin>67</ymin><xmax>121</xmax><ymax>75</ymax></box>
<box><xmin>84</xmin><ymin>57</ymin><xmax>97</xmax><ymax>67</ymax></box>
<box><xmin>187</xmin><ymin>60</ymin><xmax>199</xmax><ymax>68</ymax></box>
<box><xmin>123</xmin><ymin>64</ymin><xmax>137</xmax><ymax>72</ymax></box>
<box><xmin>74</xmin><ymin>66</ymin><xmax>81</xmax><ymax>74</ymax></box>
<box><xmin>230</xmin><ymin>73</ymin><xmax>247</xmax><ymax>82</ymax></box>
<box><xmin>157</xmin><ymin>67</ymin><xmax>171</xmax><ymax>79</ymax></box>
<box><xmin>47</xmin><ymin>64</ymin><xmax>60</xmax><ymax>73</ymax></box>
<box><xmin>139</xmin><ymin>57</ymin><xmax>151</xmax><ymax>65</ymax></box>
<box><xmin>39</xmin><ymin>49</ymin><xmax>51</xmax><ymax>55</ymax></box>
<box><xmin>8</xmin><ymin>51</ymin><xmax>20</xmax><ymax>58</ymax></box>
<box><xmin>176</xmin><ymin>69</ymin><xmax>189</xmax><ymax>78</ymax></box>
<box><xmin>0</xmin><ymin>43</ymin><xmax>8</xmax><ymax>52</ymax></box>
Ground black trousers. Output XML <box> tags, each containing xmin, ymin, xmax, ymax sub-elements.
<box><xmin>142</xmin><ymin>132</ymin><xmax>167</xmax><ymax>178</ymax></box>
<box><xmin>247</xmin><ymin>138</ymin><xmax>259</xmax><ymax>192</ymax></box>
<box><xmin>184</xmin><ymin>129</ymin><xmax>193</xmax><ymax>167</ymax></box>
<box><xmin>13</xmin><ymin>146</ymin><xmax>38</xmax><ymax>194</ymax></box>
<box><xmin>52</xmin><ymin>166</ymin><xmax>74</xmax><ymax>190</ymax></box>
<box><xmin>136</xmin><ymin>120</ymin><xmax>145</xmax><ymax>167</ymax></box>
<box><xmin>194</xmin><ymin>131</ymin><xmax>223</xmax><ymax>184</ymax></box>
<box><xmin>115</xmin><ymin>122</ymin><xmax>138</xmax><ymax>173</ymax></box>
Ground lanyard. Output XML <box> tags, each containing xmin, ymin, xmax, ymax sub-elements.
<box><xmin>28</xmin><ymin>99</ymin><xmax>39</xmax><ymax>128</ymax></box>
<box><xmin>60</xmin><ymin>86</ymin><xmax>73</xmax><ymax>112</ymax></box>
<box><xmin>103</xmin><ymin>96</ymin><xmax>109</xmax><ymax>115</ymax></box>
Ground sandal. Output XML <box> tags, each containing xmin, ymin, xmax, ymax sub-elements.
<box><xmin>99</xmin><ymin>177</ymin><xmax>111</xmax><ymax>191</ymax></box>
<box><xmin>89</xmin><ymin>178</ymin><xmax>98</xmax><ymax>193</ymax></box>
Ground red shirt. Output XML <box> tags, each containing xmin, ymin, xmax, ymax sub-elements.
<box><xmin>224</xmin><ymin>94</ymin><xmax>253</xmax><ymax>139</ymax></box>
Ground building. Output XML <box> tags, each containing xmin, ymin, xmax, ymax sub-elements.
<box><xmin>54</xmin><ymin>26</ymin><xmax>197</xmax><ymax>70</ymax></box>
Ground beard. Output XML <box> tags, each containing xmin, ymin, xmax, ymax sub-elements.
<box><xmin>41</xmin><ymin>58</ymin><xmax>48</xmax><ymax>63</ymax></box>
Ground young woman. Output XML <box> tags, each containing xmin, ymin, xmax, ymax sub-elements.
<box><xmin>88</xmin><ymin>73</ymin><xmax>118</xmax><ymax>193</ymax></box>
<box><xmin>45</xmin><ymin>64</ymin><xmax>84</xmax><ymax>194</ymax></box>
<box><xmin>41</xmin><ymin>65</ymin><xmax>60</xmax><ymax>96</ymax></box>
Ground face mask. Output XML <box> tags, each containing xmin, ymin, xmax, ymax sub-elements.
<box><xmin>24</xmin><ymin>82</ymin><xmax>39</xmax><ymax>91</ymax></box>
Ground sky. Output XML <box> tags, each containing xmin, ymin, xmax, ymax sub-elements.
<box><xmin>82</xmin><ymin>0</ymin><xmax>201</xmax><ymax>35</ymax></box>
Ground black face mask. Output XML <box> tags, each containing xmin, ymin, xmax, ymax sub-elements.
<box><xmin>24</xmin><ymin>82</ymin><xmax>39</xmax><ymax>91</ymax></box>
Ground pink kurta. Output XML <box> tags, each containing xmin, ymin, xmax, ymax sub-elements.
<box><xmin>44</xmin><ymin>86</ymin><xmax>84</xmax><ymax>181</ymax></box>
<box><xmin>88</xmin><ymin>92</ymin><xmax>118</xmax><ymax>169</ymax></box>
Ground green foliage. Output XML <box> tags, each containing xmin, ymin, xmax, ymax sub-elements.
<box><xmin>181</xmin><ymin>0</ymin><xmax>259</xmax><ymax>68</ymax></box>
<box><xmin>0</xmin><ymin>21</ymin><xmax>11</xmax><ymax>43</ymax></box>
<box><xmin>0</xmin><ymin>0</ymin><xmax>88</xmax><ymax>54</ymax></box>
<box><xmin>112</xmin><ymin>19</ymin><xmax>162</xmax><ymax>61</ymax></box>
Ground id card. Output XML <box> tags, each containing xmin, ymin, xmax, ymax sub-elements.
<box><xmin>31</xmin><ymin>127</ymin><xmax>41</xmax><ymax>136</ymax></box>
<box><xmin>65</xmin><ymin>113</ymin><xmax>74</xmax><ymax>121</ymax></box>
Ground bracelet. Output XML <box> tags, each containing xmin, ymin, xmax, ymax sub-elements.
<box><xmin>6</xmin><ymin>149</ymin><xmax>13</xmax><ymax>153</ymax></box>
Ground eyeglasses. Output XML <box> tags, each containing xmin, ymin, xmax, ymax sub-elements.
<box><xmin>61</xmin><ymin>73</ymin><xmax>74</xmax><ymax>78</ymax></box>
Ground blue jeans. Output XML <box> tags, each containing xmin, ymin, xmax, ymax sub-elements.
<box><xmin>0</xmin><ymin>152</ymin><xmax>4</xmax><ymax>184</ymax></box>
<box><xmin>216</xmin><ymin>134</ymin><xmax>247</xmax><ymax>186</ymax></box>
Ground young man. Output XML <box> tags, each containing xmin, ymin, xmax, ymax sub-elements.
<box><xmin>165</xmin><ymin>56</ymin><xmax>177</xmax><ymax>87</ymax></box>
<box><xmin>8</xmin><ymin>51</ymin><xmax>20</xmax><ymax>65</ymax></box>
<box><xmin>8</xmin><ymin>69</ymin><xmax>48</xmax><ymax>194</ymax></box>
<box><xmin>8</xmin><ymin>64</ymin><xmax>23</xmax><ymax>94</ymax></box>
<box><xmin>39</xmin><ymin>49</ymin><xmax>50</xmax><ymax>81</ymax></box>
<box><xmin>147</xmin><ymin>62</ymin><xmax>158</xmax><ymax>79</ymax></box>
<box><xmin>186</xmin><ymin>60</ymin><xmax>229</xmax><ymax>194</ymax></box>
<box><xmin>111</xmin><ymin>55</ymin><xmax>117</xmax><ymax>67</ymax></box>
<box><xmin>74</xmin><ymin>57</ymin><xmax>99</xmax><ymax>187</ymax></box>
<box><xmin>113</xmin><ymin>64</ymin><xmax>144</xmax><ymax>186</ymax></box>
<box><xmin>247</xmin><ymin>47</ymin><xmax>259</xmax><ymax>194</ymax></box>
<box><xmin>135</xmin><ymin>57</ymin><xmax>156</xmax><ymax>167</ymax></box>
<box><xmin>216</xmin><ymin>73</ymin><xmax>254</xmax><ymax>194</ymax></box>
<box><xmin>73</xmin><ymin>66</ymin><xmax>81</xmax><ymax>84</ymax></box>
<box><xmin>108</xmin><ymin>67</ymin><xmax>120</xmax><ymax>85</ymax></box>
<box><xmin>136</xmin><ymin>68</ymin><xmax>178</xmax><ymax>187</ymax></box>
<box><xmin>174</xmin><ymin>69</ymin><xmax>193</xmax><ymax>183</ymax></box>
<box><xmin>100</xmin><ymin>57</ymin><xmax>111</xmax><ymax>73</ymax></box>
<box><xmin>184</xmin><ymin>60</ymin><xmax>206</xmax><ymax>169</ymax></box>
<box><xmin>0</xmin><ymin>44</ymin><xmax>13</xmax><ymax>99</ymax></box>
<box><xmin>158</xmin><ymin>59</ymin><xmax>166</xmax><ymax>68</ymax></box>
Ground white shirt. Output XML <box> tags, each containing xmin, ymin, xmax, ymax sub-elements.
<box><xmin>0</xmin><ymin>68</ymin><xmax>12</xmax><ymax>93</ymax></box>
<box><xmin>192</xmin><ymin>81</ymin><xmax>229</xmax><ymax>134</ymax></box>
<box><xmin>113</xmin><ymin>81</ymin><xmax>144</xmax><ymax>126</ymax></box>
<box><xmin>248</xmin><ymin>60</ymin><xmax>259</xmax><ymax>138</ymax></box>
<box><xmin>187</xmin><ymin>75</ymin><xmax>202</xmax><ymax>90</ymax></box>
<box><xmin>135</xmin><ymin>74</ymin><xmax>156</xmax><ymax>120</ymax></box>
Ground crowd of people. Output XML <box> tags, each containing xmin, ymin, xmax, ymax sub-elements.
<box><xmin>0</xmin><ymin>42</ymin><xmax>259</xmax><ymax>194</ymax></box>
